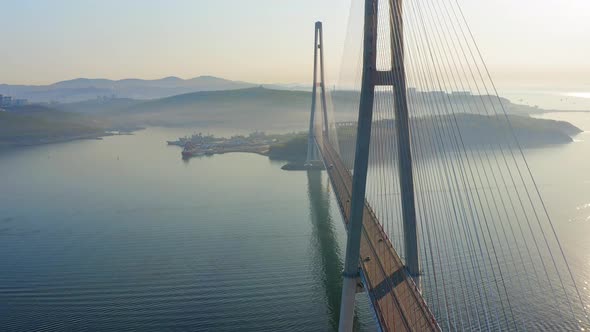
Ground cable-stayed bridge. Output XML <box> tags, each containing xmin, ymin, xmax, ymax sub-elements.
<box><xmin>304</xmin><ymin>0</ymin><xmax>590</xmax><ymax>331</ymax></box>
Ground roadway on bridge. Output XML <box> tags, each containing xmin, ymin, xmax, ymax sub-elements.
<box><xmin>317</xmin><ymin>139</ymin><xmax>439</xmax><ymax>332</ymax></box>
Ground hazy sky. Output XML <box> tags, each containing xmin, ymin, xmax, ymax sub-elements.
<box><xmin>1</xmin><ymin>0</ymin><xmax>588</xmax><ymax>90</ymax></box>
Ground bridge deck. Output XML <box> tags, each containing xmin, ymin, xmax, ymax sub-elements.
<box><xmin>317</xmin><ymin>140</ymin><xmax>439</xmax><ymax>332</ymax></box>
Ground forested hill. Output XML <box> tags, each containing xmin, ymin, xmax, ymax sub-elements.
<box><xmin>58</xmin><ymin>87</ymin><xmax>547</xmax><ymax>130</ymax></box>
<box><xmin>268</xmin><ymin>113</ymin><xmax>583</xmax><ymax>164</ymax></box>
<box><xmin>0</xmin><ymin>105</ymin><xmax>110</xmax><ymax>147</ymax></box>
<box><xmin>62</xmin><ymin>87</ymin><xmax>321</xmax><ymax>130</ymax></box>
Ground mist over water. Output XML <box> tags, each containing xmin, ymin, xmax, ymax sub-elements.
<box><xmin>565</xmin><ymin>92</ymin><xmax>590</xmax><ymax>100</ymax></box>
<box><xmin>0</xmin><ymin>111</ymin><xmax>589</xmax><ymax>330</ymax></box>
<box><xmin>501</xmin><ymin>89</ymin><xmax>590</xmax><ymax>111</ymax></box>
<box><xmin>531</xmin><ymin>112</ymin><xmax>590</xmax><ymax>249</ymax></box>
<box><xmin>524</xmin><ymin>112</ymin><xmax>590</xmax><ymax>325</ymax></box>
<box><xmin>0</xmin><ymin>128</ymin><xmax>374</xmax><ymax>331</ymax></box>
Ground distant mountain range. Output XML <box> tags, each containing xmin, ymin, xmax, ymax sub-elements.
<box><xmin>57</xmin><ymin>87</ymin><xmax>328</xmax><ymax>130</ymax></box>
<box><xmin>56</xmin><ymin>87</ymin><xmax>362</xmax><ymax>130</ymax></box>
<box><xmin>0</xmin><ymin>76</ymin><xmax>262</xmax><ymax>102</ymax></box>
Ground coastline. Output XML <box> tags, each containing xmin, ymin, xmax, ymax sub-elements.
<box><xmin>169</xmin><ymin>113</ymin><xmax>585</xmax><ymax>171</ymax></box>
<box><xmin>0</xmin><ymin>128</ymin><xmax>141</xmax><ymax>150</ymax></box>
<box><xmin>177</xmin><ymin>145</ymin><xmax>317</xmax><ymax>171</ymax></box>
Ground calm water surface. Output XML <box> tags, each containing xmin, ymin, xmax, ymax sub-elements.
<box><xmin>0</xmin><ymin>128</ymin><xmax>373</xmax><ymax>331</ymax></box>
<box><xmin>2</xmin><ymin>111</ymin><xmax>590</xmax><ymax>330</ymax></box>
<box><xmin>530</xmin><ymin>112</ymin><xmax>590</xmax><ymax>285</ymax></box>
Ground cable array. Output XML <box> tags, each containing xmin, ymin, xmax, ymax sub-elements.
<box><xmin>319</xmin><ymin>0</ymin><xmax>590</xmax><ymax>330</ymax></box>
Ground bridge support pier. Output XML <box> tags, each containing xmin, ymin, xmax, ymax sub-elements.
<box><xmin>338</xmin><ymin>0</ymin><xmax>378</xmax><ymax>331</ymax></box>
<box><xmin>306</xmin><ymin>21</ymin><xmax>329</xmax><ymax>167</ymax></box>
<box><xmin>389</xmin><ymin>0</ymin><xmax>420</xmax><ymax>282</ymax></box>
<box><xmin>339</xmin><ymin>0</ymin><xmax>420</xmax><ymax>331</ymax></box>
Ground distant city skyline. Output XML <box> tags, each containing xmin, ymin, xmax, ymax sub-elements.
<box><xmin>1</xmin><ymin>0</ymin><xmax>589</xmax><ymax>90</ymax></box>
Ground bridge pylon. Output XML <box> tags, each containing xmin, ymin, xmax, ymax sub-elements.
<box><xmin>339</xmin><ymin>0</ymin><xmax>420</xmax><ymax>331</ymax></box>
<box><xmin>305</xmin><ymin>21</ymin><xmax>329</xmax><ymax>167</ymax></box>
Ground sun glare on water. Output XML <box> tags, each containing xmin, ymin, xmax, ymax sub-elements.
<box><xmin>566</xmin><ymin>92</ymin><xmax>590</xmax><ymax>99</ymax></box>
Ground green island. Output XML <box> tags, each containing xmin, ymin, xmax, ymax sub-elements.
<box><xmin>0</xmin><ymin>105</ymin><xmax>139</xmax><ymax>149</ymax></box>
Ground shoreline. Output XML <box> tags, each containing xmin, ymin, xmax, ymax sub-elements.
<box><xmin>0</xmin><ymin>132</ymin><xmax>111</xmax><ymax>148</ymax></box>
<box><xmin>180</xmin><ymin>145</ymin><xmax>271</xmax><ymax>158</ymax></box>
<box><xmin>0</xmin><ymin>129</ymin><xmax>140</xmax><ymax>149</ymax></box>
<box><xmin>179</xmin><ymin>147</ymin><xmax>316</xmax><ymax>171</ymax></box>
<box><xmin>176</xmin><ymin>145</ymin><xmax>320</xmax><ymax>171</ymax></box>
